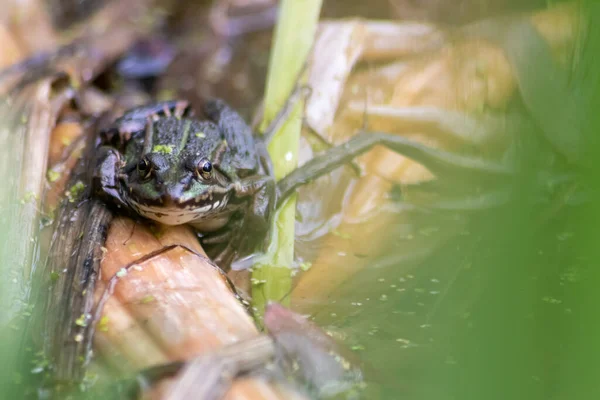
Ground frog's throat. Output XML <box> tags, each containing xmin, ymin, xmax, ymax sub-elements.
<box><xmin>129</xmin><ymin>195</ymin><xmax>230</xmax><ymax>226</ymax></box>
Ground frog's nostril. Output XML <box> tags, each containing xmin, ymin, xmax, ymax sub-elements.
<box><xmin>162</xmin><ymin>185</ymin><xmax>186</xmax><ymax>207</ymax></box>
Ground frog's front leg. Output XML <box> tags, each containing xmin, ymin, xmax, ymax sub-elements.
<box><xmin>91</xmin><ymin>146</ymin><xmax>129</xmax><ymax>210</ymax></box>
<box><xmin>203</xmin><ymin>218</ymin><xmax>243</xmax><ymax>268</ymax></box>
<box><xmin>208</xmin><ymin>176</ymin><xmax>275</xmax><ymax>269</ymax></box>
<box><xmin>235</xmin><ymin>175</ymin><xmax>276</xmax><ymax>238</ymax></box>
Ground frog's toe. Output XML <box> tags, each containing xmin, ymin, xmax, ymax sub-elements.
<box><xmin>230</xmin><ymin>252</ymin><xmax>268</xmax><ymax>271</ymax></box>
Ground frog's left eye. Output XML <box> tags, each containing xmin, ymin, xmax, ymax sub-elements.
<box><xmin>137</xmin><ymin>158</ymin><xmax>153</xmax><ymax>180</ymax></box>
<box><xmin>197</xmin><ymin>159</ymin><xmax>213</xmax><ymax>180</ymax></box>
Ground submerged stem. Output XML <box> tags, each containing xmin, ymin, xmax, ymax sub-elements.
<box><xmin>251</xmin><ymin>0</ymin><xmax>323</xmax><ymax>322</ymax></box>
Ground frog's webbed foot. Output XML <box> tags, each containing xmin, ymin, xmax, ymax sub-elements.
<box><xmin>201</xmin><ymin>216</ymin><xmax>255</xmax><ymax>271</ymax></box>
<box><xmin>236</xmin><ymin>175</ymin><xmax>276</xmax><ymax>246</ymax></box>
<box><xmin>276</xmin><ymin>131</ymin><xmax>515</xmax><ymax>208</ymax></box>
<box><xmin>200</xmin><ymin>218</ymin><xmax>239</xmax><ymax>268</ymax></box>
<box><xmin>91</xmin><ymin>146</ymin><xmax>129</xmax><ymax>210</ymax></box>
<box><xmin>203</xmin><ymin>176</ymin><xmax>276</xmax><ymax>270</ymax></box>
<box><xmin>118</xmin><ymin>100</ymin><xmax>192</xmax><ymax>122</ymax></box>
<box><xmin>203</xmin><ymin>223</ymin><xmax>272</xmax><ymax>272</ymax></box>
<box><xmin>201</xmin><ymin>221</ymin><xmax>244</xmax><ymax>270</ymax></box>
<box><xmin>211</xmin><ymin>241</ymin><xmax>238</xmax><ymax>271</ymax></box>
<box><xmin>229</xmin><ymin>177</ymin><xmax>277</xmax><ymax>269</ymax></box>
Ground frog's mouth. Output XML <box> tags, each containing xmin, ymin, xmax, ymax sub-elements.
<box><xmin>129</xmin><ymin>195</ymin><xmax>230</xmax><ymax>226</ymax></box>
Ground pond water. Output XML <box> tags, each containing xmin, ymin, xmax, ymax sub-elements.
<box><xmin>299</xmin><ymin>194</ymin><xmax>583</xmax><ymax>399</ymax></box>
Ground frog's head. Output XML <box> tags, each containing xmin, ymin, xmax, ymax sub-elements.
<box><xmin>120</xmin><ymin>137</ymin><xmax>233</xmax><ymax>226</ymax></box>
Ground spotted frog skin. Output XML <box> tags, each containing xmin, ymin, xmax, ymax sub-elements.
<box><xmin>93</xmin><ymin>100</ymin><xmax>275</xmax><ymax>267</ymax></box>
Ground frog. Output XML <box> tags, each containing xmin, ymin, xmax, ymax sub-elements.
<box><xmin>92</xmin><ymin>98</ymin><xmax>512</xmax><ymax>270</ymax></box>
<box><xmin>92</xmin><ymin>99</ymin><xmax>276</xmax><ymax>268</ymax></box>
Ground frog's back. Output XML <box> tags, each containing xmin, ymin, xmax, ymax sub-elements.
<box><xmin>114</xmin><ymin>100</ymin><xmax>263</xmax><ymax>177</ymax></box>
<box><xmin>152</xmin><ymin>117</ymin><xmax>222</xmax><ymax>157</ymax></box>
<box><xmin>120</xmin><ymin>118</ymin><xmax>219</xmax><ymax>165</ymax></box>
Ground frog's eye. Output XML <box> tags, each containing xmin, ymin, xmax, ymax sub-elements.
<box><xmin>197</xmin><ymin>159</ymin><xmax>213</xmax><ymax>180</ymax></box>
<box><xmin>137</xmin><ymin>158</ymin><xmax>153</xmax><ymax>180</ymax></box>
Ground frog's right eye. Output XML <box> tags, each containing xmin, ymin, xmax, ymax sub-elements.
<box><xmin>137</xmin><ymin>158</ymin><xmax>153</xmax><ymax>180</ymax></box>
<box><xmin>196</xmin><ymin>159</ymin><xmax>213</xmax><ymax>181</ymax></box>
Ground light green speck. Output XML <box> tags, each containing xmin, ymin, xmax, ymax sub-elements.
<box><xmin>75</xmin><ymin>314</ymin><xmax>88</xmax><ymax>327</ymax></box>
<box><xmin>66</xmin><ymin>181</ymin><xmax>86</xmax><ymax>202</ymax></box>
<box><xmin>20</xmin><ymin>191</ymin><xmax>37</xmax><ymax>205</ymax></box>
<box><xmin>332</xmin><ymin>229</ymin><xmax>352</xmax><ymax>239</ymax></box>
<box><xmin>47</xmin><ymin>169</ymin><xmax>61</xmax><ymax>182</ymax></box>
<box><xmin>98</xmin><ymin>316</ymin><xmax>109</xmax><ymax>332</ymax></box>
<box><xmin>195</xmin><ymin>132</ymin><xmax>206</xmax><ymax>138</ymax></box>
<box><xmin>542</xmin><ymin>296</ymin><xmax>562</xmax><ymax>304</ymax></box>
<box><xmin>141</xmin><ymin>295</ymin><xmax>155</xmax><ymax>304</ymax></box>
<box><xmin>299</xmin><ymin>261</ymin><xmax>312</xmax><ymax>271</ymax></box>
<box><xmin>251</xmin><ymin>278</ymin><xmax>267</xmax><ymax>286</ymax></box>
<box><xmin>152</xmin><ymin>144</ymin><xmax>174</xmax><ymax>154</ymax></box>
<box><xmin>157</xmin><ymin>89</ymin><xmax>175</xmax><ymax>101</ymax></box>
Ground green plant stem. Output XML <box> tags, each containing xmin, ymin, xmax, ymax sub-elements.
<box><xmin>251</xmin><ymin>0</ymin><xmax>323</xmax><ymax>321</ymax></box>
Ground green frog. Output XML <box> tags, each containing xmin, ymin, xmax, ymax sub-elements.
<box><xmin>93</xmin><ymin>99</ymin><xmax>511</xmax><ymax>269</ymax></box>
